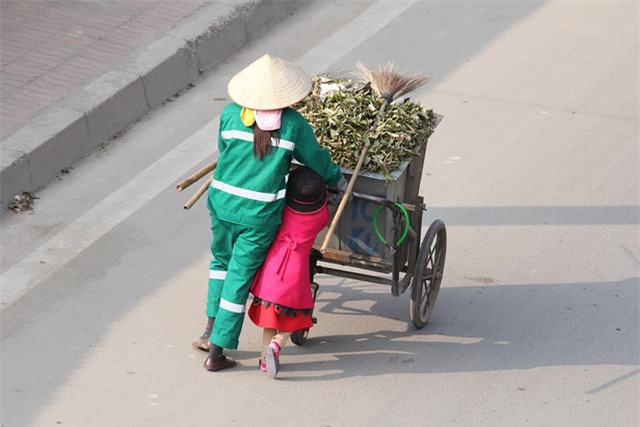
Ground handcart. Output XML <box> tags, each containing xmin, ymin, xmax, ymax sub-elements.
<box><xmin>291</xmin><ymin>115</ymin><xmax>447</xmax><ymax>345</ymax></box>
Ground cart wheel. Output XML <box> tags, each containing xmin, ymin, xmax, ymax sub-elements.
<box><xmin>291</xmin><ymin>282</ymin><xmax>320</xmax><ymax>346</ymax></box>
<box><xmin>410</xmin><ymin>219</ymin><xmax>447</xmax><ymax>329</ymax></box>
<box><xmin>291</xmin><ymin>329</ymin><xmax>309</xmax><ymax>346</ymax></box>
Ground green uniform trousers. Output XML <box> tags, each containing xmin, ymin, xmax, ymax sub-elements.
<box><xmin>206</xmin><ymin>203</ymin><xmax>279</xmax><ymax>349</ymax></box>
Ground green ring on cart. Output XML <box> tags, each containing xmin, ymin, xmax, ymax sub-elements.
<box><xmin>373</xmin><ymin>202</ymin><xmax>411</xmax><ymax>248</ymax></box>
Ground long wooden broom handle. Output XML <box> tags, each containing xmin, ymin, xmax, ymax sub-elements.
<box><xmin>176</xmin><ymin>159</ymin><xmax>218</xmax><ymax>192</ymax></box>
<box><xmin>183</xmin><ymin>175</ymin><xmax>212</xmax><ymax>210</ymax></box>
<box><xmin>319</xmin><ymin>100</ymin><xmax>389</xmax><ymax>253</ymax></box>
<box><xmin>320</xmin><ymin>142</ymin><xmax>369</xmax><ymax>252</ymax></box>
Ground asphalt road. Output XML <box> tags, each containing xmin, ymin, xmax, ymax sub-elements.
<box><xmin>1</xmin><ymin>1</ymin><xmax>638</xmax><ymax>426</ymax></box>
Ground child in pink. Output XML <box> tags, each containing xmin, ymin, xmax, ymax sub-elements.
<box><xmin>248</xmin><ymin>166</ymin><xmax>329</xmax><ymax>378</ymax></box>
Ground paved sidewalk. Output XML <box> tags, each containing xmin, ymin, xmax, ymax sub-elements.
<box><xmin>0</xmin><ymin>0</ymin><xmax>305</xmax><ymax>208</ymax></box>
<box><xmin>1</xmin><ymin>1</ymin><xmax>210</xmax><ymax>139</ymax></box>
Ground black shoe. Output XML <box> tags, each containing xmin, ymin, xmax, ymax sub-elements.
<box><xmin>204</xmin><ymin>355</ymin><xmax>236</xmax><ymax>372</ymax></box>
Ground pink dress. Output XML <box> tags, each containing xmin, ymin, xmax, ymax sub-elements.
<box><xmin>248</xmin><ymin>203</ymin><xmax>329</xmax><ymax>331</ymax></box>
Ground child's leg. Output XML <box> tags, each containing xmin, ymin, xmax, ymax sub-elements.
<box><xmin>272</xmin><ymin>332</ymin><xmax>292</xmax><ymax>348</ymax></box>
<box><xmin>265</xmin><ymin>331</ymin><xmax>291</xmax><ymax>378</ymax></box>
<box><xmin>265</xmin><ymin>331</ymin><xmax>285</xmax><ymax>378</ymax></box>
<box><xmin>262</xmin><ymin>328</ymin><xmax>277</xmax><ymax>362</ymax></box>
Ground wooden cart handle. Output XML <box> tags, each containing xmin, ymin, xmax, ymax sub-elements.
<box><xmin>183</xmin><ymin>176</ymin><xmax>212</xmax><ymax>210</ymax></box>
<box><xmin>176</xmin><ymin>159</ymin><xmax>217</xmax><ymax>192</ymax></box>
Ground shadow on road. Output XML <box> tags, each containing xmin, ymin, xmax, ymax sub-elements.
<box><xmin>279</xmin><ymin>276</ymin><xmax>639</xmax><ymax>382</ymax></box>
<box><xmin>13</xmin><ymin>0</ymin><xmax>640</xmax><ymax>424</ymax></box>
<box><xmin>427</xmin><ymin>205</ymin><xmax>640</xmax><ymax>226</ymax></box>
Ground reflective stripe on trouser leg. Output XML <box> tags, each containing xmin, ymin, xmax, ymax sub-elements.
<box><xmin>206</xmin><ymin>269</ymin><xmax>226</xmax><ymax>318</ymax></box>
<box><xmin>210</xmin><ymin>220</ymin><xmax>278</xmax><ymax>350</ymax></box>
<box><xmin>207</xmin><ymin>201</ymin><xmax>233</xmax><ymax>318</ymax></box>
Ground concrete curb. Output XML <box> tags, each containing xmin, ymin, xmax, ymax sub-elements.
<box><xmin>1</xmin><ymin>0</ymin><xmax>307</xmax><ymax>209</ymax></box>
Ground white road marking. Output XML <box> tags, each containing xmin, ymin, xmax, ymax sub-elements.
<box><xmin>0</xmin><ymin>0</ymin><xmax>420</xmax><ymax>308</ymax></box>
<box><xmin>295</xmin><ymin>0</ymin><xmax>418</xmax><ymax>74</ymax></box>
<box><xmin>0</xmin><ymin>120</ymin><xmax>218</xmax><ymax>307</ymax></box>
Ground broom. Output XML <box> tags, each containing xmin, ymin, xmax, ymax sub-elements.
<box><xmin>319</xmin><ymin>62</ymin><xmax>429</xmax><ymax>252</ymax></box>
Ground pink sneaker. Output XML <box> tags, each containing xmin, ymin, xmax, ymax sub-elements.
<box><xmin>264</xmin><ymin>342</ymin><xmax>281</xmax><ymax>378</ymax></box>
<box><xmin>258</xmin><ymin>360</ymin><xmax>267</xmax><ymax>372</ymax></box>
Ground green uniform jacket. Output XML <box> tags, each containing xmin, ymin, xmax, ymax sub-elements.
<box><xmin>209</xmin><ymin>103</ymin><xmax>343</xmax><ymax>227</ymax></box>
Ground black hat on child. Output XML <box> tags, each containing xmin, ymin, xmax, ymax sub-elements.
<box><xmin>286</xmin><ymin>166</ymin><xmax>327</xmax><ymax>213</ymax></box>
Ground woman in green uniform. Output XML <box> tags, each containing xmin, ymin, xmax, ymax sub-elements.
<box><xmin>194</xmin><ymin>54</ymin><xmax>347</xmax><ymax>371</ymax></box>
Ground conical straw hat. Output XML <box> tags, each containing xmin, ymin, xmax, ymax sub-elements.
<box><xmin>227</xmin><ymin>54</ymin><xmax>312</xmax><ymax>110</ymax></box>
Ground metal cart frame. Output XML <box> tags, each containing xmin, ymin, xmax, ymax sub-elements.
<box><xmin>291</xmin><ymin>115</ymin><xmax>447</xmax><ymax>345</ymax></box>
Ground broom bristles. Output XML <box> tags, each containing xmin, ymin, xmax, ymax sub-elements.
<box><xmin>354</xmin><ymin>61</ymin><xmax>430</xmax><ymax>101</ymax></box>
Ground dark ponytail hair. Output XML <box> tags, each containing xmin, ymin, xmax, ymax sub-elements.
<box><xmin>253</xmin><ymin>125</ymin><xmax>280</xmax><ymax>160</ymax></box>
